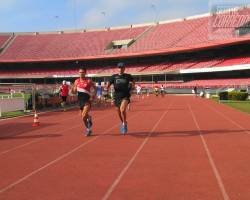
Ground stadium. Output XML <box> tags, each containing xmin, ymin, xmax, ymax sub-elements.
<box><xmin>0</xmin><ymin>2</ymin><xmax>250</xmax><ymax>200</ymax></box>
<box><xmin>1</xmin><ymin>6</ymin><xmax>250</xmax><ymax>90</ymax></box>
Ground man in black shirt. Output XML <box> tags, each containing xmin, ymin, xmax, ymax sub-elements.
<box><xmin>107</xmin><ymin>62</ymin><xmax>135</xmax><ymax>135</ymax></box>
<box><xmin>193</xmin><ymin>86</ymin><xmax>198</xmax><ymax>97</ymax></box>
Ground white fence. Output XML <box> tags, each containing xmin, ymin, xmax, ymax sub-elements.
<box><xmin>0</xmin><ymin>97</ymin><xmax>25</xmax><ymax>117</ymax></box>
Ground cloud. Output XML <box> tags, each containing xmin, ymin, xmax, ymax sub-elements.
<box><xmin>78</xmin><ymin>0</ymin><xmax>139</xmax><ymax>28</ymax></box>
<box><xmin>0</xmin><ymin>0</ymin><xmax>223</xmax><ymax>32</ymax></box>
<box><xmin>0</xmin><ymin>0</ymin><xmax>19</xmax><ymax>11</ymax></box>
<box><xmin>78</xmin><ymin>0</ymin><xmax>210</xmax><ymax>29</ymax></box>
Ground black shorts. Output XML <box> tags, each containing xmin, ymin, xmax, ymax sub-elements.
<box><xmin>114</xmin><ymin>96</ymin><xmax>130</xmax><ymax>108</ymax></box>
<box><xmin>79</xmin><ymin>100</ymin><xmax>91</xmax><ymax>110</ymax></box>
<box><xmin>61</xmin><ymin>96</ymin><xmax>67</xmax><ymax>102</ymax></box>
<box><xmin>78</xmin><ymin>92</ymin><xmax>90</xmax><ymax>110</ymax></box>
<box><xmin>104</xmin><ymin>94</ymin><xmax>109</xmax><ymax>99</ymax></box>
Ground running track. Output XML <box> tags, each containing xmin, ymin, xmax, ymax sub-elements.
<box><xmin>0</xmin><ymin>95</ymin><xmax>250</xmax><ymax>200</ymax></box>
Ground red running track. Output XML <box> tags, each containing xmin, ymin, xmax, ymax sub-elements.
<box><xmin>0</xmin><ymin>95</ymin><xmax>249</xmax><ymax>200</ymax></box>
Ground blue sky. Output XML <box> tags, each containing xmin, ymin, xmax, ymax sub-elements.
<box><xmin>0</xmin><ymin>0</ymin><xmax>249</xmax><ymax>32</ymax></box>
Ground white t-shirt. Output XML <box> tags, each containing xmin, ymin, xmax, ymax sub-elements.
<box><xmin>136</xmin><ymin>86</ymin><xmax>141</xmax><ymax>94</ymax></box>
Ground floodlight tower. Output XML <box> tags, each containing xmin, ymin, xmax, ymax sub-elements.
<box><xmin>73</xmin><ymin>0</ymin><xmax>78</xmax><ymax>30</ymax></box>
<box><xmin>150</xmin><ymin>4</ymin><xmax>158</xmax><ymax>23</ymax></box>
<box><xmin>101</xmin><ymin>11</ymin><xmax>107</xmax><ymax>29</ymax></box>
<box><xmin>54</xmin><ymin>15</ymin><xmax>60</xmax><ymax>31</ymax></box>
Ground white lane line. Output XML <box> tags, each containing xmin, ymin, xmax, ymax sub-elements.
<box><xmin>0</xmin><ymin>112</ymin><xmax>113</xmax><ymax>156</ymax></box>
<box><xmin>188</xmin><ymin>104</ymin><xmax>230</xmax><ymax>200</ymax></box>
<box><xmin>0</xmin><ymin>124</ymin><xmax>80</xmax><ymax>156</ymax></box>
<box><xmin>0</xmin><ymin>138</ymin><xmax>98</xmax><ymax>194</ymax></box>
<box><xmin>0</xmin><ymin>113</ymin><xmax>78</xmax><ymax>138</ymax></box>
<box><xmin>204</xmin><ymin>102</ymin><xmax>250</xmax><ymax>135</ymax></box>
<box><xmin>0</xmin><ymin>139</ymin><xmax>42</xmax><ymax>156</ymax></box>
<box><xmin>0</xmin><ymin>112</ymin><xmax>141</xmax><ymax>194</ymax></box>
<box><xmin>102</xmin><ymin>104</ymin><xmax>172</xmax><ymax>200</ymax></box>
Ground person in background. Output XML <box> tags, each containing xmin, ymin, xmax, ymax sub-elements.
<box><xmin>60</xmin><ymin>80</ymin><xmax>69</xmax><ymax>111</ymax></box>
<box><xmin>96</xmin><ymin>82</ymin><xmax>103</xmax><ymax>107</ymax></box>
<box><xmin>154</xmin><ymin>85</ymin><xmax>159</xmax><ymax>97</ymax></box>
<box><xmin>102</xmin><ymin>82</ymin><xmax>109</xmax><ymax>106</ymax></box>
<box><xmin>160</xmin><ymin>84</ymin><xmax>165</xmax><ymax>97</ymax></box>
<box><xmin>193</xmin><ymin>86</ymin><xmax>198</xmax><ymax>97</ymax></box>
<box><xmin>136</xmin><ymin>84</ymin><xmax>142</xmax><ymax>99</ymax></box>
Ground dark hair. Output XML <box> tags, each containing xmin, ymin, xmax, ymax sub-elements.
<box><xmin>79</xmin><ymin>67</ymin><xmax>86</xmax><ymax>72</ymax></box>
<box><xmin>117</xmin><ymin>62</ymin><xmax>125</xmax><ymax>68</ymax></box>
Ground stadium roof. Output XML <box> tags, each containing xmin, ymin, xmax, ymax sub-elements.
<box><xmin>0</xmin><ymin>6</ymin><xmax>250</xmax><ymax>63</ymax></box>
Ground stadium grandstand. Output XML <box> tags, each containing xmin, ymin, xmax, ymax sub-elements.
<box><xmin>0</xmin><ymin>5</ymin><xmax>250</xmax><ymax>91</ymax></box>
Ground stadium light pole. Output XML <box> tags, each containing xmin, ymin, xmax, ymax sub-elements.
<box><xmin>73</xmin><ymin>0</ymin><xmax>78</xmax><ymax>30</ymax></box>
<box><xmin>165</xmin><ymin>73</ymin><xmax>166</xmax><ymax>86</ymax></box>
<box><xmin>54</xmin><ymin>15</ymin><xmax>60</xmax><ymax>31</ymax></box>
<box><xmin>101</xmin><ymin>11</ymin><xmax>107</xmax><ymax>29</ymax></box>
<box><xmin>150</xmin><ymin>4</ymin><xmax>157</xmax><ymax>23</ymax></box>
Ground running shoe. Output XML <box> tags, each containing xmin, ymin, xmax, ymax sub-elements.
<box><xmin>120</xmin><ymin>124</ymin><xmax>125</xmax><ymax>135</ymax></box>
<box><xmin>86</xmin><ymin>117</ymin><xmax>93</xmax><ymax>136</ymax></box>
<box><xmin>120</xmin><ymin>123</ymin><xmax>128</xmax><ymax>135</ymax></box>
<box><xmin>86</xmin><ymin>128</ymin><xmax>92</xmax><ymax>136</ymax></box>
<box><xmin>124</xmin><ymin>123</ymin><xmax>128</xmax><ymax>134</ymax></box>
<box><xmin>87</xmin><ymin>116</ymin><xmax>93</xmax><ymax>129</ymax></box>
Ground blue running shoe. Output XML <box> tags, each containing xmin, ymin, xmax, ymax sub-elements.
<box><xmin>87</xmin><ymin>116</ymin><xmax>93</xmax><ymax>129</ymax></box>
<box><xmin>86</xmin><ymin>117</ymin><xmax>93</xmax><ymax>136</ymax></box>
<box><xmin>86</xmin><ymin>128</ymin><xmax>92</xmax><ymax>136</ymax></box>
<box><xmin>120</xmin><ymin>123</ymin><xmax>128</xmax><ymax>135</ymax></box>
<box><xmin>120</xmin><ymin>124</ymin><xmax>125</xmax><ymax>135</ymax></box>
<box><xmin>124</xmin><ymin>123</ymin><xmax>128</xmax><ymax>134</ymax></box>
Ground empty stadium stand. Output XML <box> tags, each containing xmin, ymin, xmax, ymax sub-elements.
<box><xmin>0</xmin><ymin>7</ymin><xmax>250</xmax><ymax>62</ymax></box>
<box><xmin>0</xmin><ymin>27</ymin><xmax>148</xmax><ymax>61</ymax></box>
<box><xmin>0</xmin><ymin>52</ymin><xmax>250</xmax><ymax>78</ymax></box>
<box><xmin>0</xmin><ymin>69</ymin><xmax>78</xmax><ymax>78</ymax></box>
<box><xmin>174</xmin><ymin>78</ymin><xmax>250</xmax><ymax>88</ymax></box>
<box><xmin>0</xmin><ymin>34</ymin><xmax>12</xmax><ymax>49</ymax></box>
<box><xmin>139</xmin><ymin>78</ymin><xmax>250</xmax><ymax>89</ymax></box>
<box><xmin>0</xmin><ymin>6</ymin><xmax>250</xmax><ymax>93</ymax></box>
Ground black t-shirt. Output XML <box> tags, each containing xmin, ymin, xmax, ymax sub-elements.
<box><xmin>109</xmin><ymin>73</ymin><xmax>133</xmax><ymax>98</ymax></box>
<box><xmin>194</xmin><ymin>87</ymin><xmax>197</xmax><ymax>93</ymax></box>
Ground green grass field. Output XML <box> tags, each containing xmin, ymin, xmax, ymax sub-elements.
<box><xmin>0</xmin><ymin>93</ymin><xmax>32</xmax><ymax>118</ymax></box>
<box><xmin>223</xmin><ymin>101</ymin><xmax>250</xmax><ymax>114</ymax></box>
<box><xmin>0</xmin><ymin>93</ymin><xmax>31</xmax><ymax>100</ymax></box>
<box><xmin>0</xmin><ymin>110</ymin><xmax>31</xmax><ymax>118</ymax></box>
<box><xmin>212</xmin><ymin>96</ymin><xmax>250</xmax><ymax>114</ymax></box>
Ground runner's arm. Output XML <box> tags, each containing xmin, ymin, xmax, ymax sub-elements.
<box><xmin>89</xmin><ymin>82</ymin><xmax>97</xmax><ymax>101</ymax></box>
<box><xmin>129</xmin><ymin>74</ymin><xmax>135</xmax><ymax>90</ymax></box>
<box><xmin>107</xmin><ymin>75</ymin><xmax>114</xmax><ymax>91</ymax></box>
<box><xmin>71</xmin><ymin>82</ymin><xmax>77</xmax><ymax>94</ymax></box>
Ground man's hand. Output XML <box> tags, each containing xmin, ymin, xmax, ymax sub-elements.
<box><xmin>71</xmin><ymin>84</ymin><xmax>77</xmax><ymax>94</ymax></box>
<box><xmin>89</xmin><ymin>96</ymin><xmax>95</xmax><ymax>102</ymax></box>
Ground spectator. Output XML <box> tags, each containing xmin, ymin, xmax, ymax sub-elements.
<box><xmin>60</xmin><ymin>80</ymin><xmax>69</xmax><ymax>111</ymax></box>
